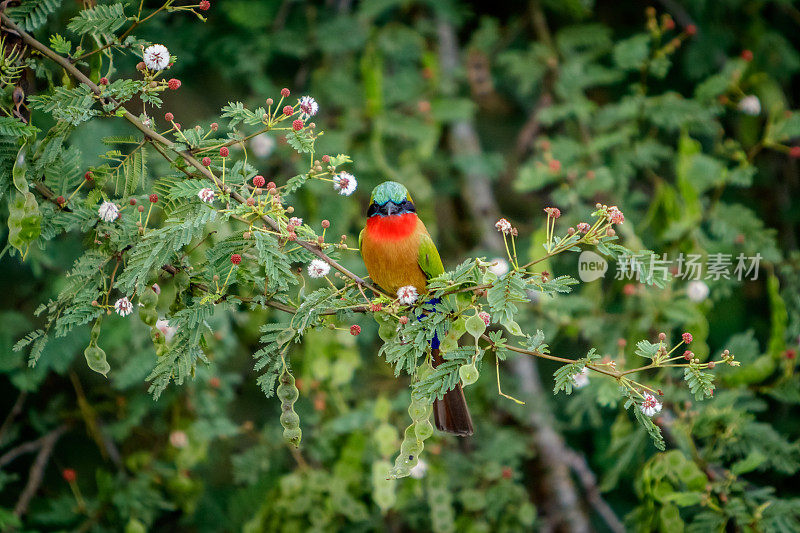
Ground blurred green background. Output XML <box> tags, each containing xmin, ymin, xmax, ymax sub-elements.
<box><xmin>2</xmin><ymin>0</ymin><xmax>800</xmax><ymax>531</ymax></box>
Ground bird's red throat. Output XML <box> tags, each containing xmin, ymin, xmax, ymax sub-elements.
<box><xmin>366</xmin><ymin>213</ymin><xmax>418</xmax><ymax>240</ymax></box>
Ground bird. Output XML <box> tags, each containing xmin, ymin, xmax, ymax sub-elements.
<box><xmin>359</xmin><ymin>181</ymin><xmax>473</xmax><ymax>436</ymax></box>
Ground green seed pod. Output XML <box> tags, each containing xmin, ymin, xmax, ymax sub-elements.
<box><xmin>139</xmin><ymin>286</ymin><xmax>158</xmax><ymax>308</ymax></box>
<box><xmin>415</xmin><ymin>419</ymin><xmax>434</xmax><ymax>441</ymax></box>
<box><xmin>276</xmin><ymin>373</ymin><xmax>299</xmax><ymax>403</ymax></box>
<box><xmin>12</xmin><ymin>144</ymin><xmax>28</xmax><ymax>193</ymax></box>
<box><xmin>388</xmin><ymin>457</ymin><xmax>412</xmax><ymax>479</ymax></box>
<box><xmin>450</xmin><ymin>316</ymin><xmax>467</xmax><ymax>336</ymax></box>
<box><xmin>459</xmin><ymin>363</ymin><xmax>479</xmax><ymax>386</ymax></box>
<box><xmin>139</xmin><ymin>306</ymin><xmax>158</xmax><ymax>326</ymax></box>
<box><xmin>465</xmin><ymin>313</ymin><xmax>486</xmax><ymax>339</ymax></box>
<box><xmin>283</xmin><ymin>427</ymin><xmax>302</xmax><ymax>447</ymax></box>
<box><xmin>416</xmin><ymin>363</ymin><xmax>433</xmax><ymax>380</ymax></box>
<box><xmin>398</xmin><ymin>425</ymin><xmax>422</xmax><ymax>459</ymax></box>
<box><xmin>280</xmin><ymin>409</ymin><xmax>300</xmax><ymax>429</ymax></box>
<box><xmin>276</xmin><ymin>328</ymin><xmax>295</xmax><ymax>347</ymax></box>
<box><xmin>151</xmin><ymin>326</ymin><xmax>165</xmax><ymax>345</ymax></box>
<box><xmin>277</xmin><ymin>369</ymin><xmax>301</xmax><ymax>447</ymax></box>
<box><xmin>391</xmin><ymin>454</ymin><xmax>417</xmax><ymax>477</ymax></box>
<box><xmin>377</xmin><ymin>321</ymin><xmax>398</xmax><ymax>342</ymax></box>
<box><xmin>8</xmin><ymin>191</ymin><xmax>41</xmax><ymax>253</ymax></box>
<box><xmin>408</xmin><ymin>399</ymin><xmax>431</xmax><ymax>421</ymax></box>
<box><xmin>400</xmin><ymin>439</ymin><xmax>423</xmax><ymax>460</ymax></box>
<box><xmin>439</xmin><ymin>334</ymin><xmax>458</xmax><ymax>353</ymax></box>
<box><xmin>90</xmin><ymin>319</ymin><xmax>102</xmax><ymax>342</ymax></box>
<box><xmin>84</xmin><ymin>344</ymin><xmax>110</xmax><ymax>377</ymax></box>
<box><xmin>388</xmin><ymin>423</ymin><xmax>425</xmax><ymax>479</ymax></box>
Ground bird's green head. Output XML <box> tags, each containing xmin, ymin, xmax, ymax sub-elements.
<box><xmin>367</xmin><ymin>181</ymin><xmax>416</xmax><ymax>217</ymax></box>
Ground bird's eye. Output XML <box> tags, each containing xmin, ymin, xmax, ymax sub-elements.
<box><xmin>367</xmin><ymin>203</ymin><xmax>379</xmax><ymax>217</ymax></box>
<box><xmin>402</xmin><ymin>200</ymin><xmax>416</xmax><ymax>213</ymax></box>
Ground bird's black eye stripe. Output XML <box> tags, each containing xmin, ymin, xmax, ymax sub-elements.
<box><xmin>401</xmin><ymin>200</ymin><xmax>416</xmax><ymax>213</ymax></box>
<box><xmin>367</xmin><ymin>199</ymin><xmax>415</xmax><ymax>217</ymax></box>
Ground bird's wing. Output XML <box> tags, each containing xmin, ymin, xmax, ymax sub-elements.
<box><xmin>358</xmin><ymin>228</ymin><xmax>364</xmax><ymax>255</ymax></box>
<box><xmin>417</xmin><ymin>232</ymin><xmax>445</xmax><ymax>280</ymax></box>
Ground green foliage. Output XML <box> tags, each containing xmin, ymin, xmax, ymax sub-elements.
<box><xmin>253</xmin><ymin>323</ymin><xmax>295</xmax><ymax>397</ymax></box>
<box><xmin>486</xmin><ymin>272</ymin><xmax>527</xmax><ymax>329</ymax></box>
<box><xmin>27</xmin><ymin>85</ymin><xmax>99</xmax><ymax>125</ymax></box>
<box><xmin>553</xmin><ymin>348</ymin><xmax>600</xmax><ymax>395</ymax></box>
<box><xmin>220</xmin><ymin>101</ymin><xmax>267</xmax><ymax>128</ymax></box>
<box><xmin>1</xmin><ymin>1</ymin><xmax>799</xmax><ymax>532</ymax></box>
<box><xmin>6</xmin><ymin>0</ymin><xmax>62</xmax><ymax>32</ymax></box>
<box><xmin>285</xmin><ymin>130</ymin><xmax>315</xmax><ymax>153</ymax></box>
<box><xmin>635</xmin><ymin>340</ymin><xmax>661</xmax><ymax>360</ymax></box>
<box><xmin>684</xmin><ymin>363</ymin><xmax>715</xmax><ymax>400</ymax></box>
<box><xmin>66</xmin><ymin>3</ymin><xmax>127</xmax><ymax>37</ymax></box>
<box><xmin>0</xmin><ymin>116</ymin><xmax>38</xmax><ymax>137</ymax></box>
<box><xmin>48</xmin><ymin>33</ymin><xmax>71</xmax><ymax>55</ymax></box>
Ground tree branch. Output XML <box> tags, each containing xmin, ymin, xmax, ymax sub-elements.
<box><xmin>12</xmin><ymin>425</ymin><xmax>67</xmax><ymax>518</ymax></box>
<box><xmin>436</xmin><ymin>18</ymin><xmax>504</xmax><ymax>253</ymax></box>
<box><xmin>436</xmin><ymin>15</ymin><xmax>592</xmax><ymax>533</ymax></box>
<box><xmin>512</xmin><ymin>357</ymin><xmax>591</xmax><ymax>533</ymax></box>
<box><xmin>1</xmin><ymin>13</ymin><xmax>386</xmax><ymax>300</ymax></box>
<box><xmin>0</xmin><ymin>390</ymin><xmax>27</xmax><ymax>446</ymax></box>
<box><xmin>564</xmin><ymin>448</ymin><xmax>626</xmax><ymax>533</ymax></box>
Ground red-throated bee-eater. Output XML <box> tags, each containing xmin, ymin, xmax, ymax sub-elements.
<box><xmin>359</xmin><ymin>181</ymin><xmax>473</xmax><ymax>436</ymax></box>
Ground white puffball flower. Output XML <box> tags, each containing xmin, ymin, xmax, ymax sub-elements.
<box><xmin>397</xmin><ymin>285</ymin><xmax>419</xmax><ymax>305</ymax></box>
<box><xmin>114</xmin><ymin>297</ymin><xmax>133</xmax><ymax>317</ymax></box>
<box><xmin>198</xmin><ymin>188</ymin><xmax>215</xmax><ymax>203</ymax></box>
<box><xmin>495</xmin><ymin>218</ymin><xmax>512</xmax><ymax>234</ymax></box>
<box><xmin>738</xmin><ymin>95</ymin><xmax>761</xmax><ymax>116</ymax></box>
<box><xmin>250</xmin><ymin>133</ymin><xmax>276</xmax><ymax>158</ymax></box>
<box><xmin>640</xmin><ymin>393</ymin><xmax>662</xmax><ymax>417</ymax></box>
<box><xmin>298</xmin><ymin>96</ymin><xmax>319</xmax><ymax>119</ymax></box>
<box><xmin>607</xmin><ymin>206</ymin><xmax>625</xmax><ymax>224</ymax></box>
<box><xmin>169</xmin><ymin>430</ymin><xmax>188</xmax><ymax>449</ymax></box>
<box><xmin>687</xmin><ymin>280</ymin><xmax>710</xmax><ymax>303</ymax></box>
<box><xmin>410</xmin><ymin>458</ymin><xmax>428</xmax><ymax>479</ymax></box>
<box><xmin>98</xmin><ymin>201</ymin><xmax>119</xmax><ymax>222</ymax></box>
<box><xmin>143</xmin><ymin>44</ymin><xmax>170</xmax><ymax>71</ymax></box>
<box><xmin>488</xmin><ymin>258</ymin><xmax>510</xmax><ymax>277</ymax></box>
<box><xmin>307</xmin><ymin>259</ymin><xmax>331</xmax><ymax>278</ymax></box>
<box><xmin>155</xmin><ymin>319</ymin><xmax>177</xmax><ymax>343</ymax></box>
<box><xmin>333</xmin><ymin>172</ymin><xmax>357</xmax><ymax>196</ymax></box>
<box><xmin>572</xmin><ymin>367</ymin><xmax>589</xmax><ymax>389</ymax></box>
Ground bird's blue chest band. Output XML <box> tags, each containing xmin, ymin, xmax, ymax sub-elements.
<box><xmin>416</xmin><ymin>298</ymin><xmax>441</xmax><ymax>350</ymax></box>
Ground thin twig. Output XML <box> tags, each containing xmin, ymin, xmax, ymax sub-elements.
<box><xmin>564</xmin><ymin>448</ymin><xmax>626</xmax><ymax>533</ymax></box>
<box><xmin>0</xmin><ymin>390</ymin><xmax>27</xmax><ymax>445</ymax></box>
<box><xmin>13</xmin><ymin>425</ymin><xmax>68</xmax><ymax>518</ymax></box>
<box><xmin>0</xmin><ymin>435</ymin><xmax>47</xmax><ymax>467</ymax></box>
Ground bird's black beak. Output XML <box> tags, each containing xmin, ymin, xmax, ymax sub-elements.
<box><xmin>367</xmin><ymin>199</ymin><xmax>416</xmax><ymax>217</ymax></box>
